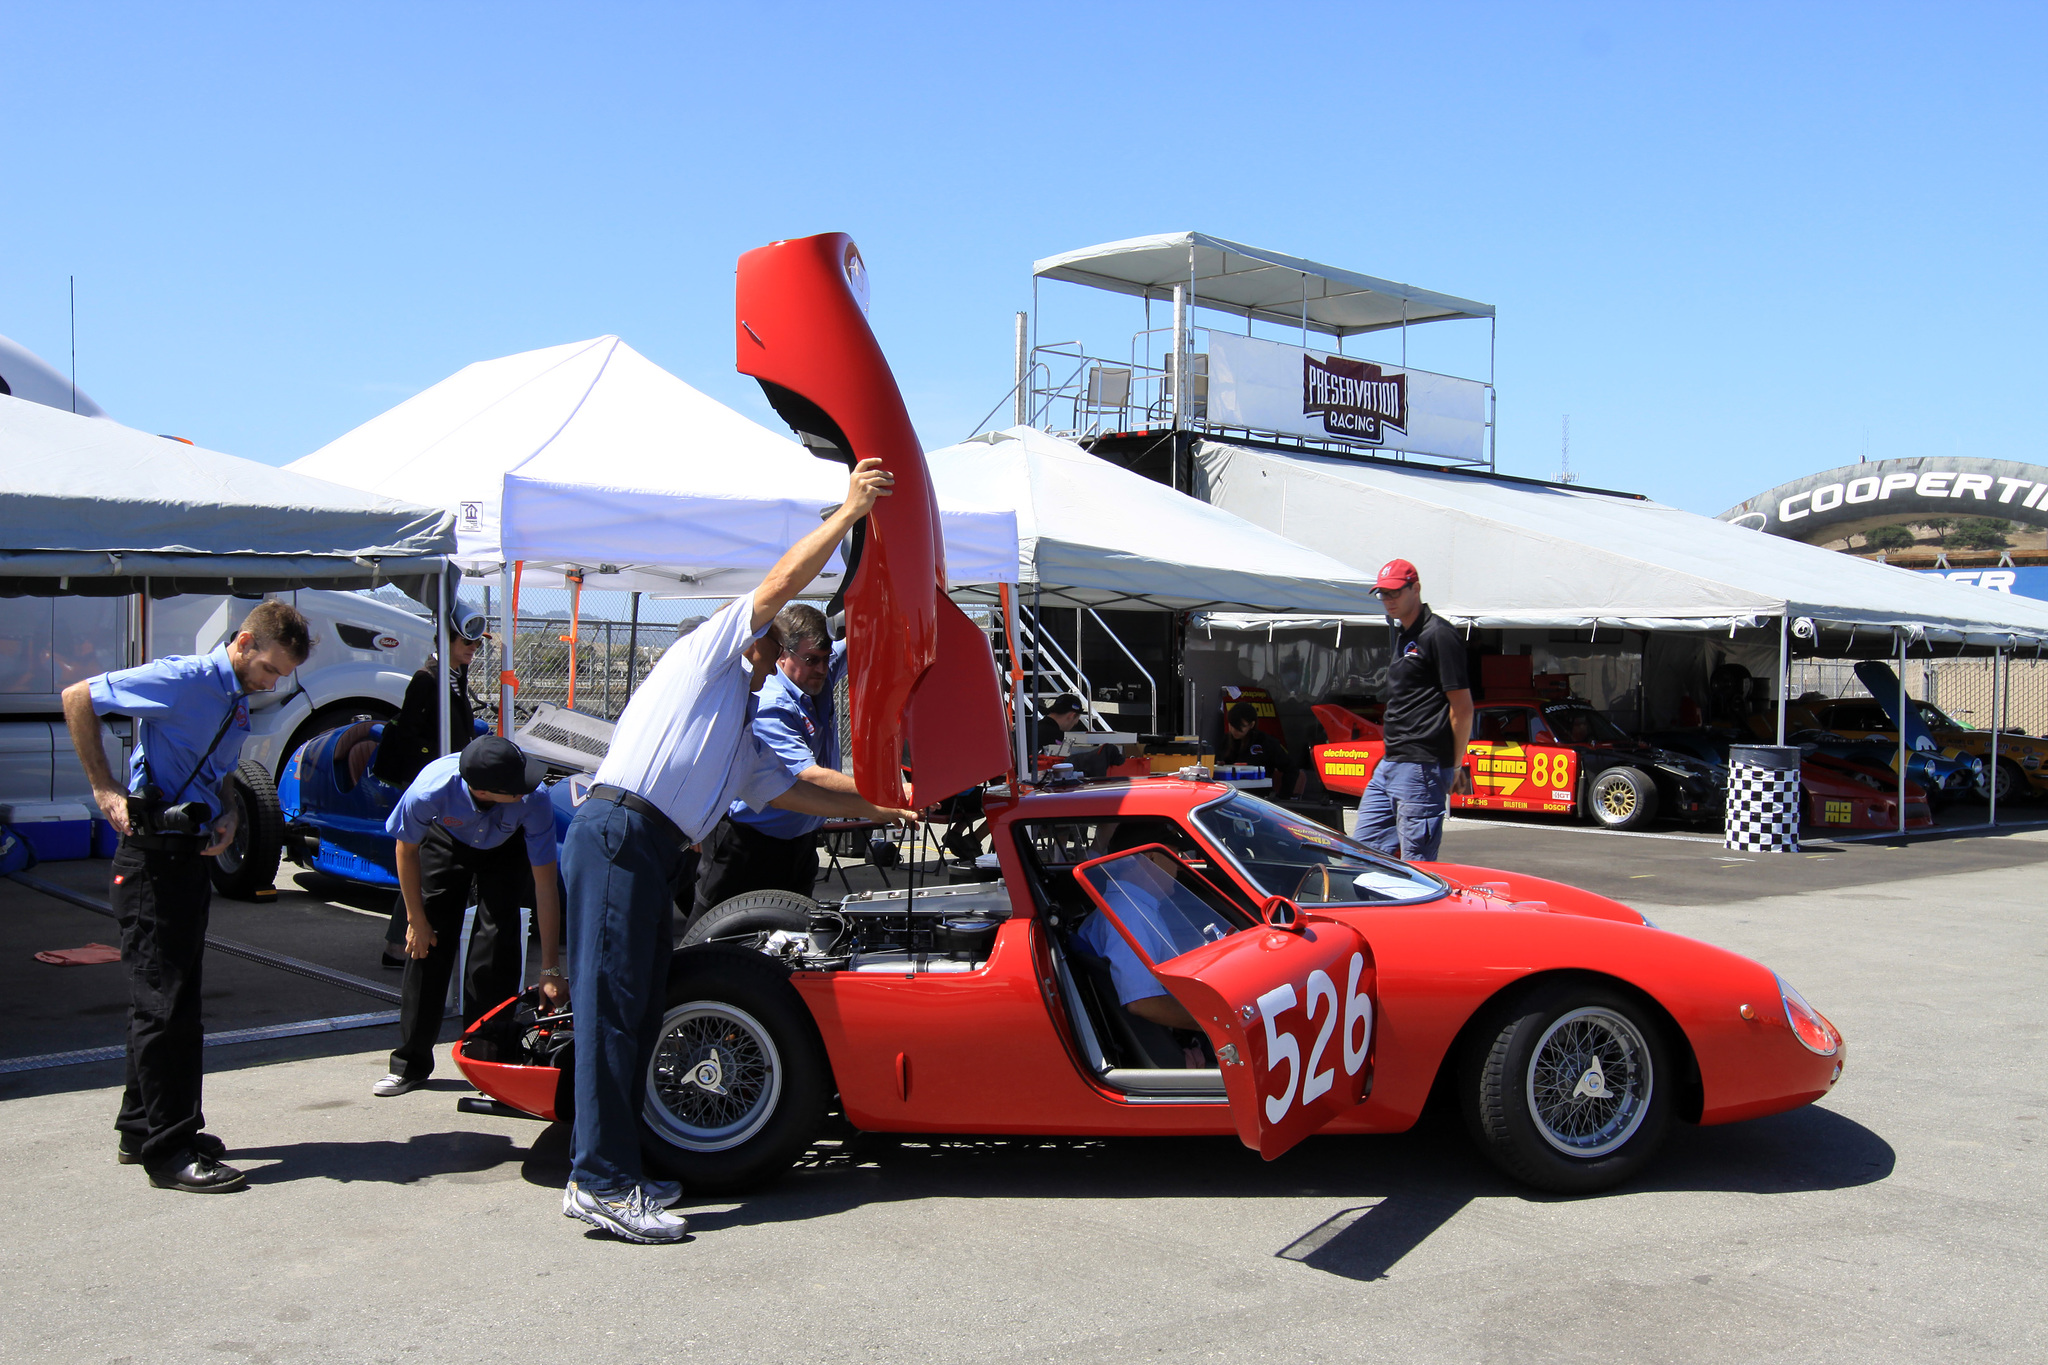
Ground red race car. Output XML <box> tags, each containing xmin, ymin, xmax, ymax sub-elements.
<box><xmin>454</xmin><ymin>234</ymin><xmax>1846</xmax><ymax>1196</ymax></box>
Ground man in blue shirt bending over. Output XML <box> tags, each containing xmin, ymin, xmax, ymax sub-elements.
<box><xmin>61</xmin><ymin>599</ymin><xmax>311</xmax><ymax>1194</ymax></box>
<box><xmin>691</xmin><ymin>602</ymin><xmax>845</xmax><ymax>920</ymax></box>
<box><xmin>372</xmin><ymin>735</ymin><xmax>564</xmax><ymax>1098</ymax></box>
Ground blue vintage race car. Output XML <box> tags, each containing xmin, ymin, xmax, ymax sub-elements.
<box><xmin>248</xmin><ymin>719</ymin><xmax>585</xmax><ymax>891</ymax></box>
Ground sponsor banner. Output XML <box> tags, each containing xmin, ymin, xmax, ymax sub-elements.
<box><xmin>1915</xmin><ymin>566</ymin><xmax>2048</xmax><ymax>602</ymax></box>
<box><xmin>1721</xmin><ymin>456</ymin><xmax>2048</xmax><ymax>539</ymax></box>
<box><xmin>1206</xmin><ymin>332</ymin><xmax>1486</xmax><ymax>462</ymax></box>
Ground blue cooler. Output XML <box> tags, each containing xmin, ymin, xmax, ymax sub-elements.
<box><xmin>0</xmin><ymin>802</ymin><xmax>96</xmax><ymax>862</ymax></box>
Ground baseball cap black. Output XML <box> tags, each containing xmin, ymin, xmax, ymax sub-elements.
<box><xmin>459</xmin><ymin>735</ymin><xmax>546</xmax><ymax>795</ymax></box>
<box><xmin>1048</xmin><ymin>693</ymin><xmax>1083</xmax><ymax>716</ymax></box>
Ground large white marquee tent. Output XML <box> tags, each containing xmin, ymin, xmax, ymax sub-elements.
<box><xmin>289</xmin><ymin>335</ymin><xmax>1018</xmax><ymax>597</ymax></box>
<box><xmin>1192</xmin><ymin>441</ymin><xmax>2048</xmax><ymax>648</ymax></box>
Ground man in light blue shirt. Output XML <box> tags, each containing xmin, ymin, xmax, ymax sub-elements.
<box><xmin>692</xmin><ymin>603</ymin><xmax>845</xmax><ymax>918</ymax></box>
<box><xmin>1075</xmin><ymin>847</ymin><xmax>1234</xmax><ymax>1032</ymax></box>
<box><xmin>60</xmin><ymin>599</ymin><xmax>311</xmax><ymax>1193</ymax></box>
<box><xmin>561</xmin><ymin>459</ymin><xmax>920</xmax><ymax>1245</ymax></box>
<box><xmin>371</xmin><ymin>736</ymin><xmax>563</xmax><ymax>1098</ymax></box>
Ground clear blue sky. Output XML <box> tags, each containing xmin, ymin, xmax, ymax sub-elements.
<box><xmin>4</xmin><ymin>2</ymin><xmax>2042</xmax><ymax>518</ymax></box>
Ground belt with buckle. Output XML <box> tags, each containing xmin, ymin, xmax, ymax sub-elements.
<box><xmin>587</xmin><ymin>784</ymin><xmax>690</xmax><ymax>848</ymax></box>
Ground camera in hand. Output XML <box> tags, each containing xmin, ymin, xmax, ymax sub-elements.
<box><xmin>127</xmin><ymin>785</ymin><xmax>212</xmax><ymax>838</ymax></box>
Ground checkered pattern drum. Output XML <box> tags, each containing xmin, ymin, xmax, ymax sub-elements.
<box><xmin>1725</xmin><ymin>745</ymin><xmax>1801</xmax><ymax>852</ymax></box>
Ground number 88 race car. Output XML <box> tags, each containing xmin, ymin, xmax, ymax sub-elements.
<box><xmin>454</xmin><ymin>231</ymin><xmax>1845</xmax><ymax>1198</ymax></box>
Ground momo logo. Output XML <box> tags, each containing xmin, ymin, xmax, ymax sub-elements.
<box><xmin>1302</xmin><ymin>354</ymin><xmax>1406</xmax><ymax>442</ymax></box>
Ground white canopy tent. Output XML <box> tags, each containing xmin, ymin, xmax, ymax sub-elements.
<box><xmin>289</xmin><ymin>335</ymin><xmax>1018</xmax><ymax>596</ymax></box>
<box><xmin>1191</xmin><ymin>441</ymin><xmax>2048</xmax><ymax>648</ymax></box>
<box><xmin>926</xmin><ymin>427</ymin><xmax>1382</xmax><ymax>615</ymax></box>
<box><xmin>1032</xmin><ymin>232</ymin><xmax>1493</xmax><ymax>338</ymax></box>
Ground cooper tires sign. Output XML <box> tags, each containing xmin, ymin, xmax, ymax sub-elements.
<box><xmin>1721</xmin><ymin>456</ymin><xmax>2048</xmax><ymax>540</ymax></box>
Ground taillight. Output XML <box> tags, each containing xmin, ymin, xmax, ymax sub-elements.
<box><xmin>1777</xmin><ymin>975</ymin><xmax>1839</xmax><ymax>1056</ymax></box>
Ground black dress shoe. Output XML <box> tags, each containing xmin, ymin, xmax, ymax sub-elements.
<box><xmin>381</xmin><ymin>950</ymin><xmax>406</xmax><ymax>969</ymax></box>
<box><xmin>146</xmin><ymin>1151</ymin><xmax>247</xmax><ymax>1193</ymax></box>
<box><xmin>118</xmin><ymin>1130</ymin><xmax>226</xmax><ymax>1166</ymax></box>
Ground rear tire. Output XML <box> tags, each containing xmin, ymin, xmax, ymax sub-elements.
<box><xmin>1976</xmin><ymin>757</ymin><xmax>2029</xmax><ymax>804</ymax></box>
<box><xmin>639</xmin><ymin>946</ymin><xmax>830</xmax><ymax>1193</ymax></box>
<box><xmin>1587</xmin><ymin>767</ymin><xmax>1658</xmax><ymax>830</ymax></box>
<box><xmin>211</xmin><ymin>760</ymin><xmax>285</xmax><ymax>900</ymax></box>
<box><xmin>680</xmin><ymin>890</ymin><xmax>818</xmax><ymax>948</ymax></box>
<box><xmin>1462</xmin><ymin>981</ymin><xmax>1672</xmax><ymax>1193</ymax></box>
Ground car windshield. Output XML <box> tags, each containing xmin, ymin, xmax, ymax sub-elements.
<box><xmin>1191</xmin><ymin>792</ymin><xmax>1447</xmax><ymax>906</ymax></box>
<box><xmin>1912</xmin><ymin>701</ymin><xmax>1964</xmax><ymax>731</ymax></box>
<box><xmin>1545</xmin><ymin>705</ymin><xmax>1633</xmax><ymax>746</ymax></box>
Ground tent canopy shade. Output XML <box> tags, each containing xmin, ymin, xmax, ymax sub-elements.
<box><xmin>0</xmin><ymin>395</ymin><xmax>453</xmax><ymax>598</ymax></box>
<box><xmin>290</xmin><ymin>335</ymin><xmax>1017</xmax><ymax>597</ymax></box>
<box><xmin>1032</xmin><ymin>232</ymin><xmax>1494</xmax><ymax>338</ymax></box>
<box><xmin>1191</xmin><ymin>441</ymin><xmax>2048</xmax><ymax>652</ymax></box>
<box><xmin>925</xmin><ymin>427</ymin><xmax>1381</xmax><ymax>614</ymax></box>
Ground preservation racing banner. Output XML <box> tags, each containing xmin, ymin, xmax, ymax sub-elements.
<box><xmin>1205</xmin><ymin>332</ymin><xmax>1487</xmax><ymax>463</ymax></box>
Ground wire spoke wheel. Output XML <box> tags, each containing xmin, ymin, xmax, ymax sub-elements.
<box><xmin>643</xmin><ymin>1002</ymin><xmax>782</xmax><ymax>1153</ymax></box>
<box><xmin>1524</xmin><ymin>1006</ymin><xmax>1652</xmax><ymax>1157</ymax></box>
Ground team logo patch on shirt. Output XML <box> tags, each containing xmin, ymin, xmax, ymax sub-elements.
<box><xmin>1402</xmin><ymin>642</ymin><xmax>1424</xmax><ymax>659</ymax></box>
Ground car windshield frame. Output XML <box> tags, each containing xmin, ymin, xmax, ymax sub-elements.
<box><xmin>1190</xmin><ymin>791</ymin><xmax>1449</xmax><ymax>908</ymax></box>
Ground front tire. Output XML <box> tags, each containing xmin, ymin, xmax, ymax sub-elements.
<box><xmin>1976</xmin><ymin>757</ymin><xmax>2029</xmax><ymax>804</ymax></box>
<box><xmin>211</xmin><ymin>760</ymin><xmax>285</xmax><ymax>900</ymax></box>
<box><xmin>639</xmin><ymin>946</ymin><xmax>830</xmax><ymax>1193</ymax></box>
<box><xmin>1462</xmin><ymin>981</ymin><xmax>1672</xmax><ymax>1193</ymax></box>
<box><xmin>1587</xmin><ymin>766</ymin><xmax>1658</xmax><ymax>830</ymax></box>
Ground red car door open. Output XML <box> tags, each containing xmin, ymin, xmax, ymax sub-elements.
<box><xmin>1072</xmin><ymin>847</ymin><xmax>1376</xmax><ymax>1159</ymax></box>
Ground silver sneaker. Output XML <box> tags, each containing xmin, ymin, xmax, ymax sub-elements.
<box><xmin>641</xmin><ymin>1179</ymin><xmax>682</xmax><ymax>1208</ymax></box>
<box><xmin>563</xmin><ymin>1182</ymin><xmax>687</xmax><ymax>1243</ymax></box>
<box><xmin>371</xmin><ymin>1072</ymin><xmax>424</xmax><ymax>1097</ymax></box>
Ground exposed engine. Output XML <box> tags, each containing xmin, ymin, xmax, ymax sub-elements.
<box><xmin>758</xmin><ymin>881</ymin><xmax>1011</xmax><ymax>975</ymax></box>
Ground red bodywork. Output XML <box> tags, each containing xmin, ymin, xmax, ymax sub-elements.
<box><xmin>733</xmin><ymin>233</ymin><xmax>1008</xmax><ymax>808</ymax></box>
<box><xmin>454</xmin><ymin>237</ymin><xmax>1845</xmax><ymax>1163</ymax></box>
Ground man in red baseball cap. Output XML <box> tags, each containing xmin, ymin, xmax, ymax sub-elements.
<box><xmin>1357</xmin><ymin>559</ymin><xmax>1473</xmax><ymax>861</ymax></box>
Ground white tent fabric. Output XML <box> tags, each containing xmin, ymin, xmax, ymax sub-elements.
<box><xmin>924</xmin><ymin>427</ymin><xmax>1381</xmax><ymax>614</ymax></box>
<box><xmin>1191</xmin><ymin>441</ymin><xmax>2048</xmax><ymax>648</ymax></box>
<box><xmin>0</xmin><ymin>394</ymin><xmax>451</xmax><ymax>596</ymax></box>
<box><xmin>289</xmin><ymin>336</ymin><xmax>1017</xmax><ymax>596</ymax></box>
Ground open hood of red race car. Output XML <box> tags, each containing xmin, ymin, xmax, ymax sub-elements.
<box><xmin>735</xmin><ymin>233</ymin><xmax>1011</xmax><ymax>809</ymax></box>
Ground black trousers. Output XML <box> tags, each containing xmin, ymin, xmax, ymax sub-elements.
<box><xmin>389</xmin><ymin>826</ymin><xmax>530</xmax><ymax>1080</ymax></box>
<box><xmin>111</xmin><ymin>837</ymin><xmax>215</xmax><ymax>1169</ymax></box>
<box><xmin>690</xmin><ymin>817</ymin><xmax>818</xmax><ymax>919</ymax></box>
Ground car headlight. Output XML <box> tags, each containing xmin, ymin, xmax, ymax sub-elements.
<box><xmin>1777</xmin><ymin>975</ymin><xmax>1840</xmax><ymax>1056</ymax></box>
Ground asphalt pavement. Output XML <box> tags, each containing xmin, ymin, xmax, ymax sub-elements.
<box><xmin>3</xmin><ymin>818</ymin><xmax>2045</xmax><ymax>1364</ymax></box>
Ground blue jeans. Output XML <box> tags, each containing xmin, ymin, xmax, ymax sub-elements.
<box><xmin>1355</xmin><ymin>760</ymin><xmax>1458</xmax><ymax>862</ymax></box>
<box><xmin>565</xmin><ymin>795</ymin><xmax>693</xmax><ymax>1196</ymax></box>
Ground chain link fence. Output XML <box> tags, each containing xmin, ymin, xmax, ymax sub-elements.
<box><xmin>443</xmin><ymin>589</ymin><xmax>717</xmax><ymax>726</ymax></box>
<box><xmin>1786</xmin><ymin>656</ymin><xmax>2048</xmax><ymax>736</ymax></box>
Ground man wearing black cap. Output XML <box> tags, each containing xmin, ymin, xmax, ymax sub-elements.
<box><xmin>1356</xmin><ymin>558</ymin><xmax>1473</xmax><ymax>862</ymax></box>
<box><xmin>371</xmin><ymin>735</ymin><xmax>564</xmax><ymax>1097</ymax></box>
<box><xmin>1036</xmin><ymin>693</ymin><xmax>1085</xmax><ymax>752</ymax></box>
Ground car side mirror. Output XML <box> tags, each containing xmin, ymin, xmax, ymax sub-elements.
<box><xmin>1261</xmin><ymin>895</ymin><xmax>1303</xmax><ymax>932</ymax></box>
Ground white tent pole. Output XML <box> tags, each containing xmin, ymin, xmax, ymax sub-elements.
<box><xmin>1897</xmin><ymin>632</ymin><xmax>1908</xmax><ymax>836</ymax></box>
<box><xmin>1013</xmin><ymin>312</ymin><xmax>1029</xmax><ymax>429</ymax></box>
<box><xmin>436</xmin><ymin>570</ymin><xmax>452</xmax><ymax>759</ymax></box>
<box><xmin>1776</xmin><ymin>614</ymin><xmax>1789</xmax><ymax>745</ymax></box>
<box><xmin>499</xmin><ymin>561</ymin><xmax>521</xmax><ymax>736</ymax></box>
<box><xmin>1990</xmin><ymin>646</ymin><xmax>2004</xmax><ymax>828</ymax></box>
<box><xmin>1171</xmin><ymin>284</ymin><xmax>1187</xmax><ymax>430</ymax></box>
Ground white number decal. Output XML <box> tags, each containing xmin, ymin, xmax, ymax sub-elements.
<box><xmin>1342</xmin><ymin>952</ymin><xmax>1373</xmax><ymax>1075</ymax></box>
<box><xmin>1302</xmin><ymin>969</ymin><xmax>1338</xmax><ymax>1103</ymax></box>
<box><xmin>1258</xmin><ymin>982</ymin><xmax>1300</xmax><ymax>1123</ymax></box>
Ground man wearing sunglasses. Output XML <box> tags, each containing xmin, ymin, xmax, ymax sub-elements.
<box><xmin>1356</xmin><ymin>559</ymin><xmax>1473</xmax><ymax>862</ymax></box>
<box><xmin>690</xmin><ymin>602</ymin><xmax>844</xmax><ymax>919</ymax></box>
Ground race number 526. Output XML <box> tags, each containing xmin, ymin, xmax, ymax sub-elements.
<box><xmin>1256</xmin><ymin>952</ymin><xmax>1372</xmax><ymax>1122</ymax></box>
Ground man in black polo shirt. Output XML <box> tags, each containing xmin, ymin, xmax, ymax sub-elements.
<box><xmin>1356</xmin><ymin>559</ymin><xmax>1473</xmax><ymax>861</ymax></box>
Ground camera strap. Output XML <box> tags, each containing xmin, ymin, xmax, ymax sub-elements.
<box><xmin>146</xmin><ymin>692</ymin><xmax>248</xmax><ymax>806</ymax></box>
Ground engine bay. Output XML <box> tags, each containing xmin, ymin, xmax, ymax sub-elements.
<box><xmin>758</xmin><ymin>880</ymin><xmax>1012</xmax><ymax>975</ymax></box>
